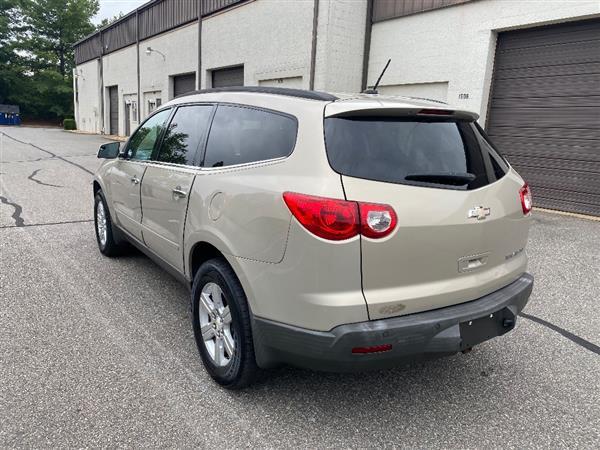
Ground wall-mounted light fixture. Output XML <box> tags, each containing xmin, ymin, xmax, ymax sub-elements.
<box><xmin>145</xmin><ymin>47</ymin><xmax>166</xmax><ymax>61</ymax></box>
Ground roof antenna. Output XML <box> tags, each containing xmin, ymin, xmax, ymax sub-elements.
<box><xmin>363</xmin><ymin>59</ymin><xmax>391</xmax><ymax>94</ymax></box>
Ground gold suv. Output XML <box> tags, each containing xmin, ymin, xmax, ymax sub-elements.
<box><xmin>94</xmin><ymin>87</ymin><xmax>534</xmax><ymax>389</ymax></box>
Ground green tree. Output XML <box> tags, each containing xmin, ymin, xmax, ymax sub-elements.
<box><xmin>19</xmin><ymin>0</ymin><xmax>99</xmax><ymax>77</ymax></box>
<box><xmin>0</xmin><ymin>0</ymin><xmax>16</xmax><ymax>61</ymax></box>
<box><xmin>96</xmin><ymin>12</ymin><xmax>124</xmax><ymax>31</ymax></box>
<box><xmin>1</xmin><ymin>0</ymin><xmax>99</xmax><ymax>122</ymax></box>
<box><xmin>0</xmin><ymin>0</ymin><xmax>25</xmax><ymax>104</ymax></box>
<box><xmin>158</xmin><ymin>123</ymin><xmax>191</xmax><ymax>165</ymax></box>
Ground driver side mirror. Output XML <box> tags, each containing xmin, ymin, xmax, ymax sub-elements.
<box><xmin>97</xmin><ymin>142</ymin><xmax>121</xmax><ymax>159</ymax></box>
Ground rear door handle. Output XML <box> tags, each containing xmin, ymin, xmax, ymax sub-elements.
<box><xmin>130</xmin><ymin>176</ymin><xmax>140</xmax><ymax>185</ymax></box>
<box><xmin>172</xmin><ymin>186</ymin><xmax>187</xmax><ymax>198</ymax></box>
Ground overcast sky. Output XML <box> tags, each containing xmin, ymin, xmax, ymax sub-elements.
<box><xmin>93</xmin><ymin>0</ymin><xmax>147</xmax><ymax>24</ymax></box>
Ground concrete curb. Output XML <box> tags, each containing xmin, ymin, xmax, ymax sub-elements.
<box><xmin>63</xmin><ymin>129</ymin><xmax>128</xmax><ymax>142</ymax></box>
<box><xmin>534</xmin><ymin>207</ymin><xmax>600</xmax><ymax>222</ymax></box>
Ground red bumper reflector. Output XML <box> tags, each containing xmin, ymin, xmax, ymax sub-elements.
<box><xmin>351</xmin><ymin>344</ymin><xmax>392</xmax><ymax>354</ymax></box>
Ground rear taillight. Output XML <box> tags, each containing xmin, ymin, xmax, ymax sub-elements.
<box><xmin>283</xmin><ymin>192</ymin><xmax>397</xmax><ymax>241</ymax></box>
<box><xmin>282</xmin><ymin>192</ymin><xmax>359</xmax><ymax>241</ymax></box>
<box><xmin>359</xmin><ymin>202</ymin><xmax>397</xmax><ymax>239</ymax></box>
<box><xmin>519</xmin><ymin>183</ymin><xmax>533</xmax><ymax>215</ymax></box>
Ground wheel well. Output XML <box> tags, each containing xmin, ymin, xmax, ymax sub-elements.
<box><xmin>190</xmin><ymin>242</ymin><xmax>224</xmax><ymax>278</ymax></box>
<box><xmin>93</xmin><ymin>181</ymin><xmax>101</xmax><ymax>195</ymax></box>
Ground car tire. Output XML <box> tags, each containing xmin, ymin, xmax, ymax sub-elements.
<box><xmin>191</xmin><ymin>257</ymin><xmax>258</xmax><ymax>389</ymax></box>
<box><xmin>94</xmin><ymin>191</ymin><xmax>124</xmax><ymax>257</ymax></box>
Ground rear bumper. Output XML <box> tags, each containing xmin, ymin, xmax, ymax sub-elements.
<box><xmin>252</xmin><ymin>273</ymin><xmax>533</xmax><ymax>371</ymax></box>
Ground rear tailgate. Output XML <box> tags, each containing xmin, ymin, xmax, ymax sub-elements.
<box><xmin>342</xmin><ymin>173</ymin><xmax>529</xmax><ymax>319</ymax></box>
<box><xmin>324</xmin><ymin>104</ymin><xmax>531</xmax><ymax>320</ymax></box>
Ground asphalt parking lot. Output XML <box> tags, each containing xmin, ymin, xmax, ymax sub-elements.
<box><xmin>1</xmin><ymin>126</ymin><xmax>599</xmax><ymax>448</ymax></box>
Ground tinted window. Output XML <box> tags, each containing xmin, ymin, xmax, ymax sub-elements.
<box><xmin>324</xmin><ymin>117</ymin><xmax>489</xmax><ymax>190</ymax></box>
<box><xmin>126</xmin><ymin>108</ymin><xmax>171</xmax><ymax>161</ymax></box>
<box><xmin>203</xmin><ymin>105</ymin><xmax>297</xmax><ymax>168</ymax></box>
<box><xmin>157</xmin><ymin>105</ymin><xmax>213</xmax><ymax>165</ymax></box>
<box><xmin>473</xmin><ymin>122</ymin><xmax>509</xmax><ymax>180</ymax></box>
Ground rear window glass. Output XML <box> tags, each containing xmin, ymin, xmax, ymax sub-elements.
<box><xmin>324</xmin><ymin>117</ymin><xmax>490</xmax><ymax>190</ymax></box>
<box><xmin>203</xmin><ymin>105</ymin><xmax>297</xmax><ymax>168</ymax></box>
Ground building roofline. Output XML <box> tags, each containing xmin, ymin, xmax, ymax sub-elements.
<box><xmin>73</xmin><ymin>0</ymin><xmax>248</xmax><ymax>48</ymax></box>
<box><xmin>73</xmin><ymin>0</ymin><xmax>159</xmax><ymax>47</ymax></box>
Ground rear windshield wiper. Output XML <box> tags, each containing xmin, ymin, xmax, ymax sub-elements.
<box><xmin>404</xmin><ymin>172</ymin><xmax>476</xmax><ymax>186</ymax></box>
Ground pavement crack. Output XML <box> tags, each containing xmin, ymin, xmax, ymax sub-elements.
<box><xmin>520</xmin><ymin>312</ymin><xmax>600</xmax><ymax>356</ymax></box>
<box><xmin>27</xmin><ymin>169</ymin><xmax>63</xmax><ymax>188</ymax></box>
<box><xmin>0</xmin><ymin>218</ymin><xmax>93</xmax><ymax>229</ymax></box>
<box><xmin>1</xmin><ymin>131</ymin><xmax>95</xmax><ymax>176</ymax></box>
<box><xmin>3</xmin><ymin>157</ymin><xmax>51</xmax><ymax>163</ymax></box>
<box><xmin>0</xmin><ymin>194</ymin><xmax>25</xmax><ymax>227</ymax></box>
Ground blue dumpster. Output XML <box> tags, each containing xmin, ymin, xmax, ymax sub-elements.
<box><xmin>0</xmin><ymin>105</ymin><xmax>21</xmax><ymax>126</ymax></box>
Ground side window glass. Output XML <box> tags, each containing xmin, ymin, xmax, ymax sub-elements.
<box><xmin>126</xmin><ymin>108</ymin><xmax>171</xmax><ymax>161</ymax></box>
<box><xmin>203</xmin><ymin>105</ymin><xmax>297</xmax><ymax>168</ymax></box>
<box><xmin>157</xmin><ymin>105</ymin><xmax>213</xmax><ymax>166</ymax></box>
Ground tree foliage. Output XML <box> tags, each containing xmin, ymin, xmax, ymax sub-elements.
<box><xmin>96</xmin><ymin>12</ymin><xmax>124</xmax><ymax>31</ymax></box>
<box><xmin>0</xmin><ymin>0</ymin><xmax>99</xmax><ymax>122</ymax></box>
<box><xmin>0</xmin><ymin>0</ymin><xmax>25</xmax><ymax>107</ymax></box>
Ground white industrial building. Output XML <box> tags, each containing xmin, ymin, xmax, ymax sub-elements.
<box><xmin>74</xmin><ymin>0</ymin><xmax>600</xmax><ymax>216</ymax></box>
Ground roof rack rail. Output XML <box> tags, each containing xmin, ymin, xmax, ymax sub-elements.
<box><xmin>177</xmin><ymin>86</ymin><xmax>338</xmax><ymax>102</ymax></box>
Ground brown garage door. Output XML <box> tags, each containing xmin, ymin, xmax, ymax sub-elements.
<box><xmin>212</xmin><ymin>66</ymin><xmax>244</xmax><ymax>88</ymax></box>
<box><xmin>487</xmin><ymin>18</ymin><xmax>600</xmax><ymax>216</ymax></box>
<box><xmin>108</xmin><ymin>86</ymin><xmax>119</xmax><ymax>135</ymax></box>
<box><xmin>173</xmin><ymin>73</ymin><xmax>196</xmax><ymax>97</ymax></box>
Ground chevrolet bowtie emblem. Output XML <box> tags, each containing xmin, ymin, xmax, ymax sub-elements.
<box><xmin>468</xmin><ymin>206</ymin><xmax>491</xmax><ymax>220</ymax></box>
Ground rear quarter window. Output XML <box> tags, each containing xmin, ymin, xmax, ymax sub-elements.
<box><xmin>324</xmin><ymin>116</ymin><xmax>490</xmax><ymax>190</ymax></box>
<box><xmin>474</xmin><ymin>122</ymin><xmax>509</xmax><ymax>180</ymax></box>
<box><xmin>203</xmin><ymin>104</ymin><xmax>297</xmax><ymax>168</ymax></box>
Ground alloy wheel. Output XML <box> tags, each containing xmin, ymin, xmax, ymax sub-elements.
<box><xmin>96</xmin><ymin>201</ymin><xmax>107</xmax><ymax>246</ymax></box>
<box><xmin>199</xmin><ymin>282</ymin><xmax>235</xmax><ymax>367</ymax></box>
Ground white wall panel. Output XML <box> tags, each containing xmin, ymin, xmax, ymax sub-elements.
<box><xmin>139</xmin><ymin>22</ymin><xmax>199</xmax><ymax>106</ymax></box>
<box><xmin>74</xmin><ymin>59</ymin><xmax>101</xmax><ymax>133</ymax></box>
<box><xmin>313</xmin><ymin>0</ymin><xmax>368</xmax><ymax>92</ymax></box>
<box><xmin>102</xmin><ymin>46</ymin><xmax>138</xmax><ymax>135</ymax></box>
<box><xmin>377</xmin><ymin>81</ymin><xmax>449</xmax><ymax>102</ymax></box>
<box><xmin>202</xmin><ymin>0</ymin><xmax>314</xmax><ymax>89</ymax></box>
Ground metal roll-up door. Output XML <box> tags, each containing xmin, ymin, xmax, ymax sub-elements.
<box><xmin>487</xmin><ymin>18</ymin><xmax>600</xmax><ymax>216</ymax></box>
<box><xmin>173</xmin><ymin>73</ymin><xmax>196</xmax><ymax>97</ymax></box>
<box><xmin>108</xmin><ymin>86</ymin><xmax>119</xmax><ymax>135</ymax></box>
<box><xmin>212</xmin><ymin>66</ymin><xmax>244</xmax><ymax>88</ymax></box>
